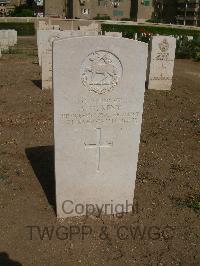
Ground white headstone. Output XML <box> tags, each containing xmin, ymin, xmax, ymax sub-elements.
<box><xmin>42</xmin><ymin>31</ymin><xmax>98</xmax><ymax>90</ymax></box>
<box><xmin>41</xmin><ymin>30</ymin><xmax>84</xmax><ymax>90</ymax></box>
<box><xmin>83</xmin><ymin>31</ymin><xmax>99</xmax><ymax>36</ymax></box>
<box><xmin>7</xmin><ymin>30</ymin><xmax>17</xmax><ymax>46</ymax></box>
<box><xmin>105</xmin><ymin>32</ymin><xmax>122</xmax><ymax>37</ymax></box>
<box><xmin>147</xmin><ymin>36</ymin><xmax>176</xmax><ymax>91</ymax></box>
<box><xmin>41</xmin><ymin>51</ymin><xmax>53</xmax><ymax>90</ymax></box>
<box><xmin>80</xmin><ymin>22</ymin><xmax>99</xmax><ymax>32</ymax></box>
<box><xmin>53</xmin><ymin>25</ymin><xmax>60</xmax><ymax>30</ymax></box>
<box><xmin>0</xmin><ymin>30</ymin><xmax>9</xmax><ymax>51</ymax></box>
<box><xmin>53</xmin><ymin>36</ymin><xmax>148</xmax><ymax>218</ymax></box>
<box><xmin>38</xmin><ymin>21</ymin><xmax>50</xmax><ymax>30</ymax></box>
<box><xmin>37</xmin><ymin>29</ymin><xmax>60</xmax><ymax>66</ymax></box>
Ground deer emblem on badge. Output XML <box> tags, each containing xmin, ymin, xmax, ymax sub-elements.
<box><xmin>81</xmin><ymin>50</ymin><xmax>123</xmax><ymax>94</ymax></box>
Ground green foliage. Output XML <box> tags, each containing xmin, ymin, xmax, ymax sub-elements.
<box><xmin>176</xmin><ymin>36</ymin><xmax>200</xmax><ymax>61</ymax></box>
<box><xmin>191</xmin><ymin>36</ymin><xmax>200</xmax><ymax>61</ymax></box>
<box><xmin>0</xmin><ymin>23</ymin><xmax>35</xmax><ymax>36</ymax></box>
<box><xmin>102</xmin><ymin>23</ymin><xmax>200</xmax><ymax>60</ymax></box>
<box><xmin>120</xmin><ymin>18</ymin><xmax>131</xmax><ymax>21</ymax></box>
<box><xmin>101</xmin><ymin>23</ymin><xmax>200</xmax><ymax>37</ymax></box>
<box><xmin>9</xmin><ymin>5</ymin><xmax>34</xmax><ymax>17</ymax></box>
<box><xmin>93</xmin><ymin>14</ymin><xmax>110</xmax><ymax>20</ymax></box>
<box><xmin>174</xmin><ymin>196</ymin><xmax>200</xmax><ymax>213</ymax></box>
<box><xmin>146</xmin><ymin>18</ymin><xmax>162</xmax><ymax>23</ymax></box>
<box><xmin>176</xmin><ymin>36</ymin><xmax>193</xmax><ymax>59</ymax></box>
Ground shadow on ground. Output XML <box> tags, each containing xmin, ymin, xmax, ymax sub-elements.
<box><xmin>32</xmin><ymin>80</ymin><xmax>42</xmax><ymax>90</ymax></box>
<box><xmin>0</xmin><ymin>252</ymin><xmax>22</xmax><ymax>266</ymax></box>
<box><xmin>25</xmin><ymin>146</ymin><xmax>56</xmax><ymax>211</ymax></box>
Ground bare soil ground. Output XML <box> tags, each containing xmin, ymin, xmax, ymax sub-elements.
<box><xmin>0</xmin><ymin>36</ymin><xmax>199</xmax><ymax>266</ymax></box>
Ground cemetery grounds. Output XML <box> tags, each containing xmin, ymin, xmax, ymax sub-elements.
<box><xmin>0</xmin><ymin>36</ymin><xmax>199</xmax><ymax>265</ymax></box>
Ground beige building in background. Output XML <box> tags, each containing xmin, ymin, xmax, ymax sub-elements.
<box><xmin>44</xmin><ymin>0</ymin><xmax>155</xmax><ymax>21</ymax></box>
<box><xmin>67</xmin><ymin>0</ymin><xmax>131</xmax><ymax>20</ymax></box>
<box><xmin>44</xmin><ymin>0</ymin><xmax>66</xmax><ymax>18</ymax></box>
<box><xmin>137</xmin><ymin>0</ymin><xmax>154</xmax><ymax>21</ymax></box>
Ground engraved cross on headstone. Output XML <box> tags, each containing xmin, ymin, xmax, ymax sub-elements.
<box><xmin>84</xmin><ymin>128</ymin><xmax>113</xmax><ymax>172</ymax></box>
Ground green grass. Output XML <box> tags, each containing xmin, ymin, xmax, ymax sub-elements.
<box><xmin>190</xmin><ymin>119</ymin><xmax>200</xmax><ymax>126</ymax></box>
<box><xmin>173</xmin><ymin>196</ymin><xmax>200</xmax><ymax>213</ymax></box>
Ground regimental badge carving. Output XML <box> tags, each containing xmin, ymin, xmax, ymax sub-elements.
<box><xmin>159</xmin><ymin>39</ymin><xmax>169</xmax><ymax>53</ymax></box>
<box><xmin>80</xmin><ymin>50</ymin><xmax>123</xmax><ymax>94</ymax></box>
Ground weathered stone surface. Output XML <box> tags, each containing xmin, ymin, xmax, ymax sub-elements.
<box><xmin>37</xmin><ymin>29</ymin><xmax>60</xmax><ymax>66</ymax></box>
<box><xmin>38</xmin><ymin>21</ymin><xmax>60</xmax><ymax>30</ymax></box>
<box><xmin>105</xmin><ymin>32</ymin><xmax>122</xmax><ymax>37</ymax></box>
<box><xmin>79</xmin><ymin>22</ymin><xmax>99</xmax><ymax>32</ymax></box>
<box><xmin>42</xmin><ymin>51</ymin><xmax>52</xmax><ymax>90</ymax></box>
<box><xmin>147</xmin><ymin>36</ymin><xmax>176</xmax><ymax>91</ymax></box>
<box><xmin>0</xmin><ymin>30</ymin><xmax>9</xmax><ymax>51</ymax></box>
<box><xmin>53</xmin><ymin>36</ymin><xmax>148</xmax><ymax>218</ymax></box>
<box><xmin>41</xmin><ymin>31</ymin><xmax>98</xmax><ymax>90</ymax></box>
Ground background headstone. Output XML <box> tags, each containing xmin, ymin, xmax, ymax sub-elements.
<box><xmin>53</xmin><ymin>36</ymin><xmax>148</xmax><ymax>218</ymax></box>
<box><xmin>0</xmin><ymin>30</ymin><xmax>9</xmax><ymax>51</ymax></box>
<box><xmin>41</xmin><ymin>30</ymin><xmax>83</xmax><ymax>90</ymax></box>
<box><xmin>42</xmin><ymin>51</ymin><xmax>53</xmax><ymax>90</ymax></box>
<box><xmin>105</xmin><ymin>32</ymin><xmax>122</xmax><ymax>37</ymax></box>
<box><xmin>79</xmin><ymin>22</ymin><xmax>99</xmax><ymax>32</ymax></box>
<box><xmin>37</xmin><ymin>29</ymin><xmax>60</xmax><ymax>66</ymax></box>
<box><xmin>83</xmin><ymin>31</ymin><xmax>99</xmax><ymax>36</ymax></box>
<box><xmin>7</xmin><ymin>30</ymin><xmax>17</xmax><ymax>46</ymax></box>
<box><xmin>42</xmin><ymin>31</ymin><xmax>98</xmax><ymax>90</ymax></box>
<box><xmin>147</xmin><ymin>36</ymin><xmax>176</xmax><ymax>91</ymax></box>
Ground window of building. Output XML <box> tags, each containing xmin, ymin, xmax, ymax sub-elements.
<box><xmin>81</xmin><ymin>8</ymin><xmax>89</xmax><ymax>15</ymax></box>
<box><xmin>113</xmin><ymin>10</ymin><xmax>123</xmax><ymax>16</ymax></box>
<box><xmin>80</xmin><ymin>0</ymin><xmax>86</xmax><ymax>6</ymax></box>
<box><xmin>142</xmin><ymin>0</ymin><xmax>151</xmax><ymax>7</ymax></box>
<box><xmin>98</xmin><ymin>0</ymin><xmax>107</xmax><ymax>7</ymax></box>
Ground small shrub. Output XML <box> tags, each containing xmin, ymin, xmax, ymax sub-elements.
<box><xmin>9</xmin><ymin>5</ymin><xmax>34</xmax><ymax>17</ymax></box>
<box><xmin>120</xmin><ymin>18</ymin><xmax>131</xmax><ymax>21</ymax></box>
<box><xmin>0</xmin><ymin>22</ymin><xmax>35</xmax><ymax>36</ymax></box>
<box><xmin>176</xmin><ymin>36</ymin><xmax>193</xmax><ymax>59</ymax></box>
<box><xmin>191</xmin><ymin>36</ymin><xmax>200</xmax><ymax>61</ymax></box>
<box><xmin>93</xmin><ymin>14</ymin><xmax>110</xmax><ymax>20</ymax></box>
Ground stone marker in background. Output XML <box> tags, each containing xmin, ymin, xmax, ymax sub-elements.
<box><xmin>79</xmin><ymin>22</ymin><xmax>99</xmax><ymax>32</ymax></box>
<box><xmin>41</xmin><ymin>30</ymin><xmax>83</xmax><ymax>90</ymax></box>
<box><xmin>38</xmin><ymin>21</ymin><xmax>49</xmax><ymax>30</ymax></box>
<box><xmin>147</xmin><ymin>36</ymin><xmax>176</xmax><ymax>90</ymax></box>
<box><xmin>37</xmin><ymin>29</ymin><xmax>60</xmax><ymax>66</ymax></box>
<box><xmin>42</xmin><ymin>31</ymin><xmax>98</xmax><ymax>90</ymax></box>
<box><xmin>41</xmin><ymin>30</ymin><xmax>73</xmax><ymax>90</ymax></box>
<box><xmin>38</xmin><ymin>20</ymin><xmax>60</xmax><ymax>30</ymax></box>
<box><xmin>37</xmin><ymin>29</ymin><xmax>85</xmax><ymax>67</ymax></box>
<box><xmin>83</xmin><ymin>31</ymin><xmax>99</xmax><ymax>36</ymax></box>
<box><xmin>42</xmin><ymin>51</ymin><xmax>53</xmax><ymax>90</ymax></box>
<box><xmin>0</xmin><ymin>29</ymin><xmax>17</xmax><ymax>56</ymax></box>
<box><xmin>8</xmin><ymin>30</ymin><xmax>17</xmax><ymax>46</ymax></box>
<box><xmin>0</xmin><ymin>30</ymin><xmax>9</xmax><ymax>51</ymax></box>
<box><xmin>105</xmin><ymin>32</ymin><xmax>122</xmax><ymax>37</ymax></box>
<box><xmin>53</xmin><ymin>25</ymin><xmax>60</xmax><ymax>30</ymax></box>
<box><xmin>53</xmin><ymin>36</ymin><xmax>148</xmax><ymax>218</ymax></box>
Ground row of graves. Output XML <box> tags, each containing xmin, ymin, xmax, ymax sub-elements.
<box><xmin>0</xmin><ymin>30</ymin><xmax>17</xmax><ymax>57</ymax></box>
<box><xmin>37</xmin><ymin>23</ymin><xmax>176</xmax><ymax>218</ymax></box>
